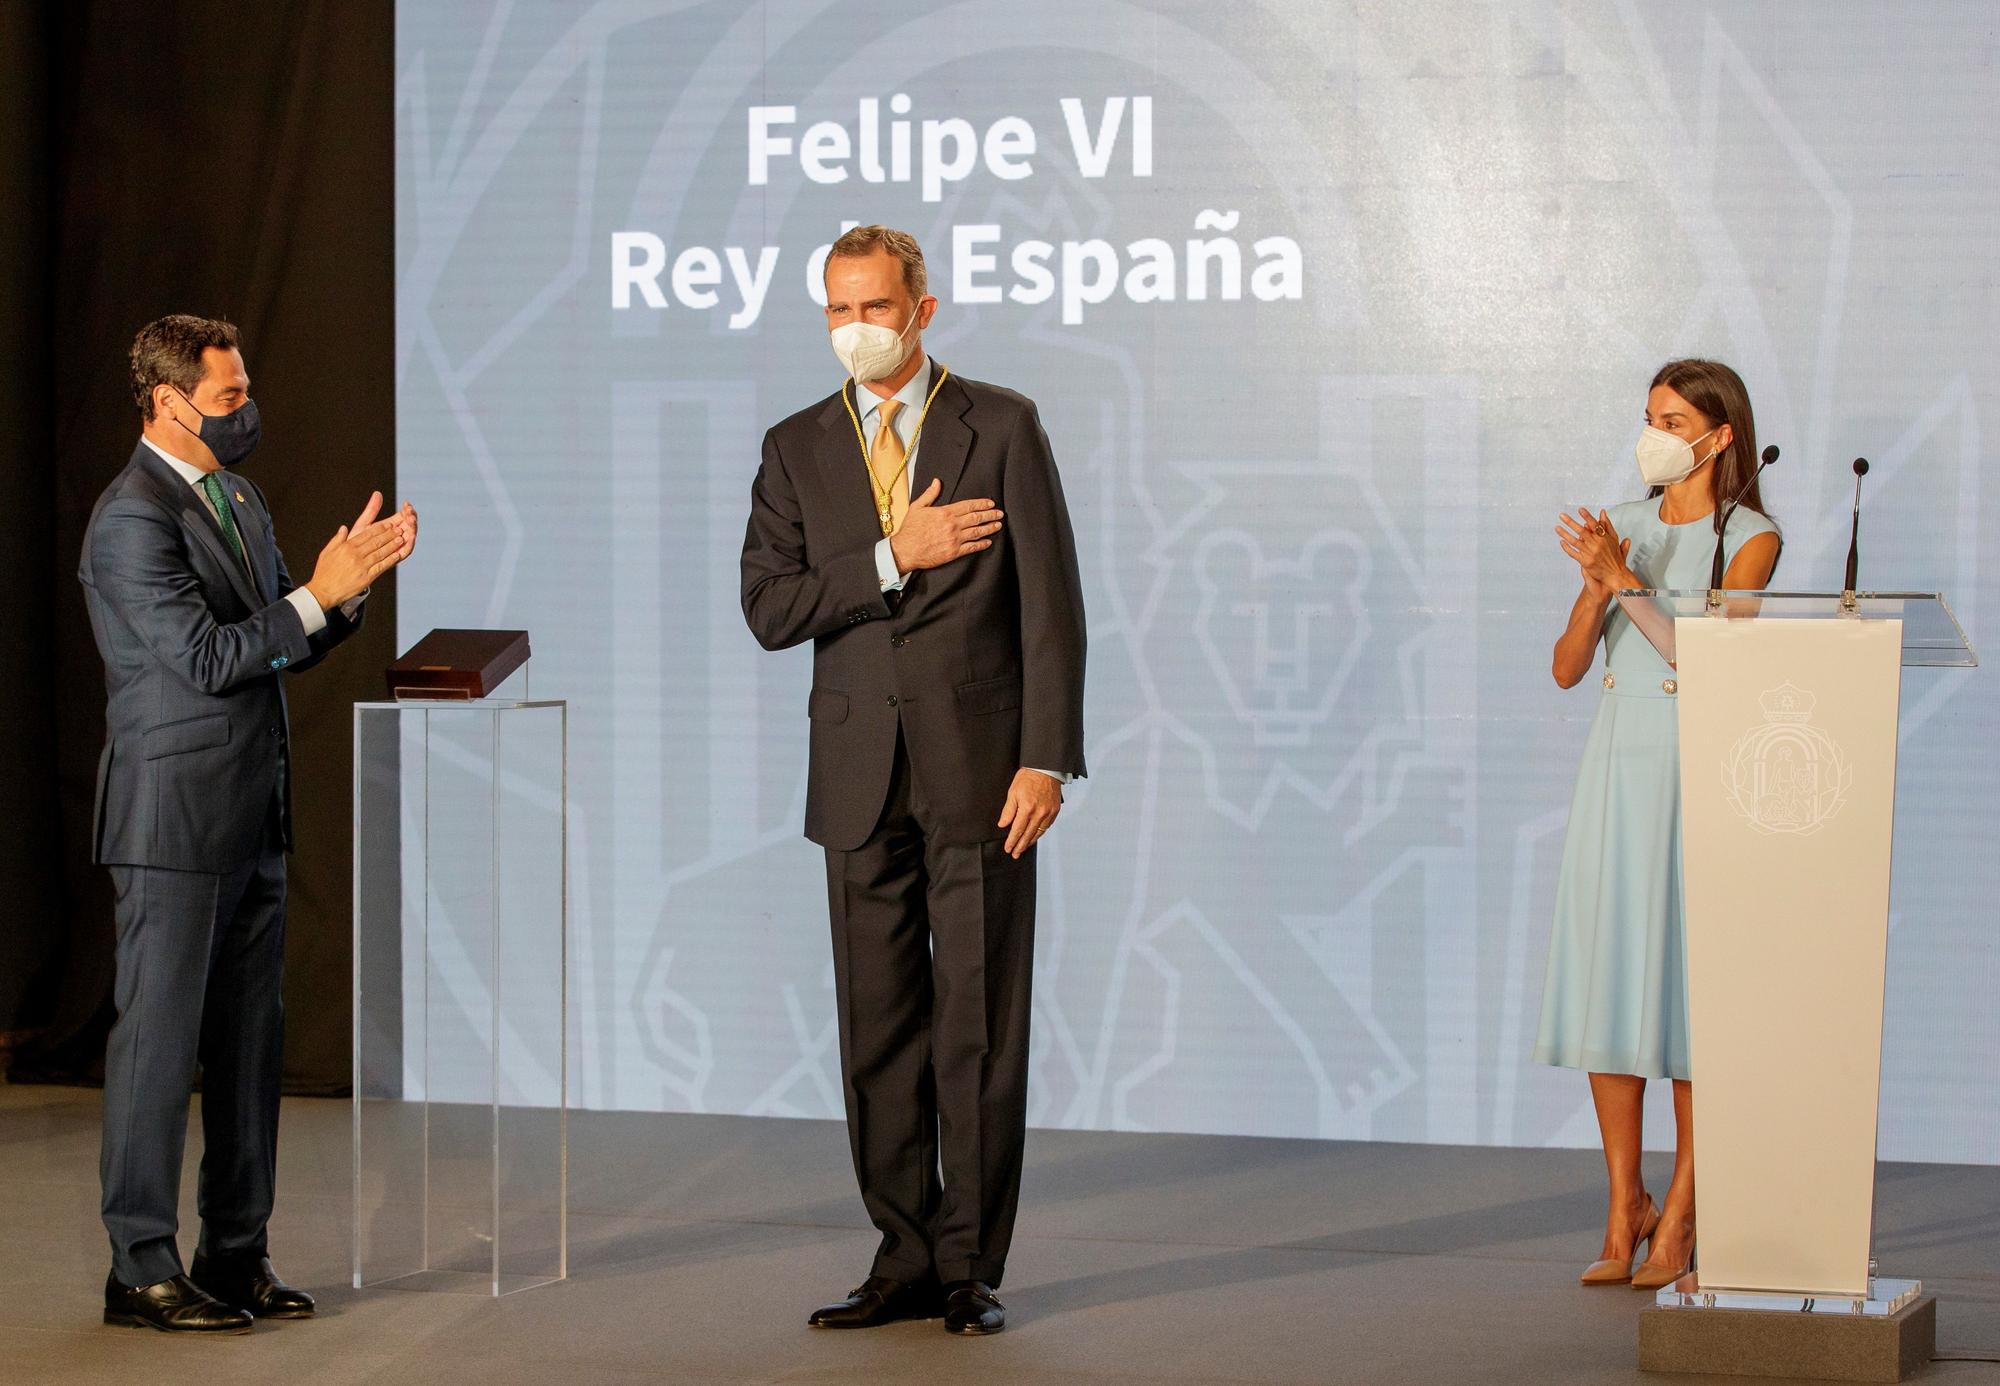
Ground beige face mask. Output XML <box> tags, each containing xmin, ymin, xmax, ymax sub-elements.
<box><xmin>830</xmin><ymin>311</ymin><xmax>918</xmax><ymax>383</ymax></box>
<box><xmin>1636</xmin><ymin>424</ymin><xmax>1717</xmax><ymax>487</ymax></box>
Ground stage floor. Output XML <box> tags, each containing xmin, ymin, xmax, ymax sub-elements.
<box><xmin>2</xmin><ymin>1083</ymin><xmax>1994</xmax><ymax>1385</ymax></box>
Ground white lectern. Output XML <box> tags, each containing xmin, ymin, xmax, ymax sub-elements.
<box><xmin>1623</xmin><ymin>590</ymin><xmax>1974</xmax><ymax>1380</ymax></box>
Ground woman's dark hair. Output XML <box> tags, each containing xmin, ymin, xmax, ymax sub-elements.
<box><xmin>1647</xmin><ymin>358</ymin><xmax>1780</xmax><ymax>580</ymax></box>
<box><xmin>1648</xmin><ymin>356</ymin><xmax>1778</xmax><ymax>520</ymax></box>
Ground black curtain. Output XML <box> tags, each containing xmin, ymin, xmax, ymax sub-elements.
<box><xmin>0</xmin><ymin>2</ymin><xmax>61</xmax><ymax>1059</ymax></box>
<box><xmin>2</xmin><ymin>0</ymin><xmax>395</xmax><ymax>1094</ymax></box>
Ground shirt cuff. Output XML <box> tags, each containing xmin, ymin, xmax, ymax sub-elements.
<box><xmin>341</xmin><ymin>588</ymin><xmax>369</xmax><ymax>619</ymax></box>
<box><xmin>874</xmin><ymin>537</ymin><xmax>908</xmax><ymax>592</ymax></box>
<box><xmin>285</xmin><ymin>585</ymin><xmax>328</xmax><ymax>638</ymax></box>
<box><xmin>1026</xmin><ymin>768</ymin><xmax>1075</xmax><ymax>785</ymax></box>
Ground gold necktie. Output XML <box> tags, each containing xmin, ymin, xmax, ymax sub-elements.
<box><xmin>869</xmin><ymin>399</ymin><xmax>908</xmax><ymax>535</ymax></box>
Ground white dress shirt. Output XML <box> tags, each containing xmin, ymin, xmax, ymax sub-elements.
<box><xmin>847</xmin><ymin>363</ymin><xmax>1072</xmax><ymax>788</ymax></box>
<box><xmin>140</xmin><ymin>435</ymin><xmax>362</xmax><ymax>637</ymax></box>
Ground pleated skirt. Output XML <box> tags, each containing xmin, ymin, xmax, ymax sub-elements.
<box><xmin>1534</xmin><ymin>687</ymin><xmax>1690</xmax><ymax>1081</ymax></box>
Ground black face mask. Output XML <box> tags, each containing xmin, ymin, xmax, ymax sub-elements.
<box><xmin>169</xmin><ymin>390</ymin><xmax>262</xmax><ymax>469</ymax></box>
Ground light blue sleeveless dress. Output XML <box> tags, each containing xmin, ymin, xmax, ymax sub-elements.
<box><xmin>1534</xmin><ymin>497</ymin><xmax>1779</xmax><ymax>1080</ymax></box>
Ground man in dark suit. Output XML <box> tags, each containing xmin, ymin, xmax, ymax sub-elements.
<box><xmin>79</xmin><ymin>314</ymin><xmax>416</xmax><ymax>1334</ymax></box>
<box><xmin>742</xmin><ymin>226</ymin><xmax>1087</xmax><ymax>1336</ymax></box>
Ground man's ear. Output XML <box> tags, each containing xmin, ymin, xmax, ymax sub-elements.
<box><xmin>917</xmin><ymin>295</ymin><xmax>938</xmax><ymax>330</ymax></box>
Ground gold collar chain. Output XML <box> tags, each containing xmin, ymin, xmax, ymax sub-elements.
<box><xmin>842</xmin><ymin>362</ymin><xmax>951</xmax><ymax>537</ymax></box>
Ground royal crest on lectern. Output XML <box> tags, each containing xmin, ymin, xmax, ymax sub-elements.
<box><xmin>1719</xmin><ymin>683</ymin><xmax>1852</xmax><ymax>835</ymax></box>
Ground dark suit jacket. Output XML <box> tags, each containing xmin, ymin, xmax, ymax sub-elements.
<box><xmin>79</xmin><ymin>442</ymin><xmax>363</xmax><ymax>872</ymax></box>
<box><xmin>742</xmin><ymin>366</ymin><xmax>1086</xmax><ymax>850</ymax></box>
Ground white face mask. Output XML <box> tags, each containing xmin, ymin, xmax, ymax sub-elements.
<box><xmin>1635</xmin><ymin>424</ymin><xmax>1719</xmax><ymax>487</ymax></box>
<box><xmin>830</xmin><ymin>309</ymin><xmax>919</xmax><ymax>383</ymax></box>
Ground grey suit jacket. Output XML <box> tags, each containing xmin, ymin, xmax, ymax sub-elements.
<box><xmin>742</xmin><ymin>367</ymin><xmax>1086</xmax><ymax>850</ymax></box>
<box><xmin>79</xmin><ymin>442</ymin><xmax>363</xmax><ymax>872</ymax></box>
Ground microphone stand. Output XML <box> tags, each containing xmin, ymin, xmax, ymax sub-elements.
<box><xmin>1706</xmin><ymin>445</ymin><xmax>1780</xmax><ymax>610</ymax></box>
<box><xmin>1842</xmin><ymin>458</ymin><xmax>1869</xmax><ymax>612</ymax></box>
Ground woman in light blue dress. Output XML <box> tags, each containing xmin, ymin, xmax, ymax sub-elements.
<box><xmin>1535</xmin><ymin>360</ymin><xmax>1781</xmax><ymax>1289</ymax></box>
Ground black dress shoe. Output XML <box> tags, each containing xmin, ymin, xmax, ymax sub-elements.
<box><xmin>807</xmin><ymin>1274</ymin><xmax>943</xmax><ymax>1328</ymax></box>
<box><xmin>103</xmin><ymin>1273</ymin><xmax>254</xmax><ymax>1334</ymax></box>
<box><xmin>189</xmin><ymin>1254</ymin><xmax>316</xmax><ymax>1319</ymax></box>
<box><xmin>942</xmin><ymin>1280</ymin><xmax>1005</xmax><ymax>1335</ymax></box>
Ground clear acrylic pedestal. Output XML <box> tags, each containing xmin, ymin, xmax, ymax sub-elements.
<box><xmin>351</xmin><ymin>696</ymin><xmax>567</xmax><ymax>1297</ymax></box>
<box><xmin>1655</xmin><ymin>1268</ymin><xmax>1924</xmax><ymax>1317</ymax></box>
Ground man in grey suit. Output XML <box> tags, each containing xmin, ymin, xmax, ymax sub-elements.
<box><xmin>80</xmin><ymin>314</ymin><xmax>416</xmax><ymax>1334</ymax></box>
<box><xmin>742</xmin><ymin>226</ymin><xmax>1087</xmax><ymax>1336</ymax></box>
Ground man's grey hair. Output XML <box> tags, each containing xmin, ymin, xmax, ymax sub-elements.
<box><xmin>825</xmin><ymin>224</ymin><xmax>927</xmax><ymax>300</ymax></box>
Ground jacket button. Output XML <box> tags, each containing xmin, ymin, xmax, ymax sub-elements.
<box><xmin>886</xmin><ymin>695</ymin><xmax>899</xmax><ymax>708</ymax></box>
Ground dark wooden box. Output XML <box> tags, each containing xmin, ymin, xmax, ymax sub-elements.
<box><xmin>386</xmin><ymin>629</ymin><xmax>531</xmax><ymax>700</ymax></box>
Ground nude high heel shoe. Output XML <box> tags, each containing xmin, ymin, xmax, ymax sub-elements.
<box><xmin>1631</xmin><ymin>1219</ymin><xmax>1695</xmax><ymax>1291</ymax></box>
<box><xmin>1580</xmin><ymin>1196</ymin><xmax>1660</xmax><ymax>1286</ymax></box>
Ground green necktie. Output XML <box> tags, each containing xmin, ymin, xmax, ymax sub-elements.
<box><xmin>199</xmin><ymin>472</ymin><xmax>249</xmax><ymax>571</ymax></box>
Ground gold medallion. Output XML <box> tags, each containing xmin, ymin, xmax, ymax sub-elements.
<box><xmin>843</xmin><ymin>363</ymin><xmax>951</xmax><ymax>537</ymax></box>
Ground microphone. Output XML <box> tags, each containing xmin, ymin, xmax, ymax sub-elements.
<box><xmin>1709</xmin><ymin>444</ymin><xmax>1780</xmax><ymax>593</ymax></box>
<box><xmin>1843</xmin><ymin>458</ymin><xmax>1869</xmax><ymax>595</ymax></box>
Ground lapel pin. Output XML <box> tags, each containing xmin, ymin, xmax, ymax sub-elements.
<box><xmin>234</xmin><ymin>490</ymin><xmax>246</xmax><ymax>504</ymax></box>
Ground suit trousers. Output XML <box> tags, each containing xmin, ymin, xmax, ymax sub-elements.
<box><xmin>100</xmin><ymin>820</ymin><xmax>287</xmax><ymax>1287</ymax></box>
<box><xmin>823</xmin><ymin>728</ymin><xmax>1036</xmax><ymax>1287</ymax></box>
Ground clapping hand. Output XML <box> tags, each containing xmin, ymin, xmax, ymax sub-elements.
<box><xmin>386</xmin><ymin>498</ymin><xmax>419</xmax><ymax>558</ymax></box>
<box><xmin>306</xmin><ymin>491</ymin><xmax>419</xmax><ymax>609</ymax></box>
<box><xmin>1557</xmin><ymin>507</ymin><xmax>1637</xmax><ymax>596</ymax></box>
